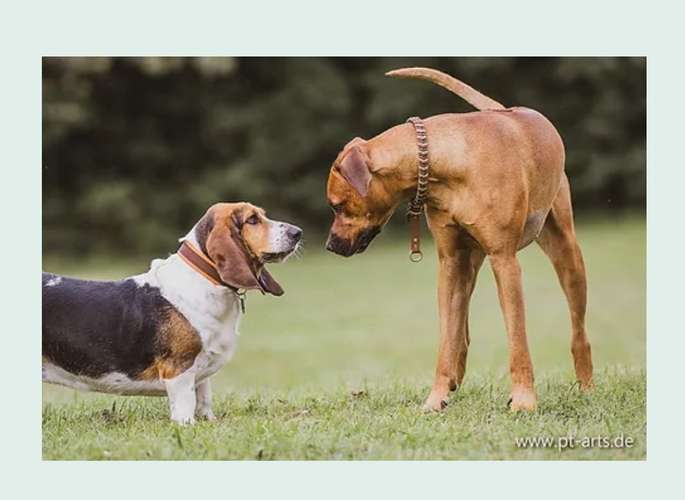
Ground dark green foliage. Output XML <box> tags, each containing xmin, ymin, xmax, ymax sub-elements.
<box><xmin>42</xmin><ymin>57</ymin><xmax>645</xmax><ymax>255</ymax></box>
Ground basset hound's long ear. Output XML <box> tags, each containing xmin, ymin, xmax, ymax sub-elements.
<box><xmin>204</xmin><ymin>208</ymin><xmax>284</xmax><ymax>296</ymax></box>
<box><xmin>205</xmin><ymin>210</ymin><xmax>263</xmax><ymax>292</ymax></box>
<box><xmin>257</xmin><ymin>268</ymin><xmax>284</xmax><ymax>296</ymax></box>
<box><xmin>335</xmin><ymin>139</ymin><xmax>372</xmax><ymax>197</ymax></box>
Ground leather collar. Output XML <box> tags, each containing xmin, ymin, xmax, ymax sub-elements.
<box><xmin>177</xmin><ymin>240</ymin><xmax>238</xmax><ymax>290</ymax></box>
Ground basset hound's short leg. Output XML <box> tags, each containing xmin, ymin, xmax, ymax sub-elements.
<box><xmin>195</xmin><ymin>379</ymin><xmax>216</xmax><ymax>421</ymax></box>
<box><xmin>164</xmin><ymin>369</ymin><xmax>197</xmax><ymax>425</ymax></box>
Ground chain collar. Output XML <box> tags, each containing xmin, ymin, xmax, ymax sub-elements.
<box><xmin>406</xmin><ymin>116</ymin><xmax>430</xmax><ymax>217</ymax></box>
<box><xmin>406</xmin><ymin>116</ymin><xmax>430</xmax><ymax>262</ymax></box>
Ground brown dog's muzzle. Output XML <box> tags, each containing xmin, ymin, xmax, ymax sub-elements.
<box><xmin>326</xmin><ymin>226</ymin><xmax>381</xmax><ymax>257</ymax></box>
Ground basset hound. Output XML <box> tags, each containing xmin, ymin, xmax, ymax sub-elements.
<box><xmin>42</xmin><ymin>202</ymin><xmax>302</xmax><ymax>424</ymax></box>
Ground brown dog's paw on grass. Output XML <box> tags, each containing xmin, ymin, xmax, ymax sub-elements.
<box><xmin>509</xmin><ymin>388</ymin><xmax>538</xmax><ymax>412</ymax></box>
<box><xmin>579</xmin><ymin>379</ymin><xmax>595</xmax><ymax>392</ymax></box>
<box><xmin>422</xmin><ymin>392</ymin><xmax>450</xmax><ymax>412</ymax></box>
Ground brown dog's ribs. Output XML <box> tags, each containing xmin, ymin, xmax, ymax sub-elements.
<box><xmin>386</xmin><ymin>67</ymin><xmax>505</xmax><ymax>111</ymax></box>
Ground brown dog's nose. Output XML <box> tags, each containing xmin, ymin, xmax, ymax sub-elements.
<box><xmin>326</xmin><ymin>233</ymin><xmax>355</xmax><ymax>256</ymax></box>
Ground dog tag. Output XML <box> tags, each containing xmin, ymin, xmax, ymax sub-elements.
<box><xmin>409</xmin><ymin>214</ymin><xmax>423</xmax><ymax>262</ymax></box>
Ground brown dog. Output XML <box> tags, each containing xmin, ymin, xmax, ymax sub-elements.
<box><xmin>325</xmin><ymin>67</ymin><xmax>592</xmax><ymax>412</ymax></box>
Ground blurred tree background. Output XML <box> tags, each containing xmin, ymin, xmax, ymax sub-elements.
<box><xmin>42</xmin><ymin>57</ymin><xmax>645</xmax><ymax>257</ymax></box>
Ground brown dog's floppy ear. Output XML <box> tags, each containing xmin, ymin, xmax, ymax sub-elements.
<box><xmin>205</xmin><ymin>214</ymin><xmax>262</xmax><ymax>292</ymax></box>
<box><xmin>336</xmin><ymin>144</ymin><xmax>372</xmax><ymax>197</ymax></box>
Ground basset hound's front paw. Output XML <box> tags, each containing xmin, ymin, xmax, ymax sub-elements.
<box><xmin>171</xmin><ymin>415</ymin><xmax>196</xmax><ymax>426</ymax></box>
<box><xmin>195</xmin><ymin>408</ymin><xmax>217</xmax><ymax>421</ymax></box>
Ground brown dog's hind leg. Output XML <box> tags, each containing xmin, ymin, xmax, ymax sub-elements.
<box><xmin>537</xmin><ymin>175</ymin><xmax>593</xmax><ymax>390</ymax></box>
<box><xmin>489</xmin><ymin>252</ymin><xmax>538</xmax><ymax>411</ymax></box>
<box><xmin>423</xmin><ymin>224</ymin><xmax>485</xmax><ymax>411</ymax></box>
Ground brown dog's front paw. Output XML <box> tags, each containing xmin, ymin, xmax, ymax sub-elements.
<box><xmin>422</xmin><ymin>392</ymin><xmax>449</xmax><ymax>412</ymax></box>
<box><xmin>509</xmin><ymin>387</ymin><xmax>537</xmax><ymax>412</ymax></box>
<box><xmin>579</xmin><ymin>379</ymin><xmax>594</xmax><ymax>392</ymax></box>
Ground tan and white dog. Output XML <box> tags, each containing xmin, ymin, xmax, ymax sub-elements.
<box><xmin>43</xmin><ymin>202</ymin><xmax>302</xmax><ymax>425</ymax></box>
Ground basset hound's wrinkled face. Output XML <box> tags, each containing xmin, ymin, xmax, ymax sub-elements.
<box><xmin>194</xmin><ymin>202</ymin><xmax>302</xmax><ymax>295</ymax></box>
<box><xmin>325</xmin><ymin>138</ymin><xmax>396</xmax><ymax>257</ymax></box>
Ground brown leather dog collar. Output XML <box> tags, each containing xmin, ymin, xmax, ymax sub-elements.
<box><xmin>177</xmin><ymin>240</ymin><xmax>248</xmax><ymax>312</ymax></box>
<box><xmin>176</xmin><ymin>240</ymin><xmax>245</xmax><ymax>294</ymax></box>
<box><xmin>406</xmin><ymin>116</ymin><xmax>430</xmax><ymax>262</ymax></box>
<box><xmin>177</xmin><ymin>240</ymin><xmax>228</xmax><ymax>287</ymax></box>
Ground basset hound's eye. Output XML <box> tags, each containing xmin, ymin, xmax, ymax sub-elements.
<box><xmin>331</xmin><ymin>203</ymin><xmax>343</xmax><ymax>214</ymax></box>
<box><xmin>245</xmin><ymin>214</ymin><xmax>260</xmax><ymax>225</ymax></box>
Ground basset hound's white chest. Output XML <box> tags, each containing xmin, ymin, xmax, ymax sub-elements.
<box><xmin>139</xmin><ymin>255</ymin><xmax>244</xmax><ymax>380</ymax></box>
<box><xmin>194</xmin><ymin>312</ymin><xmax>241</xmax><ymax>382</ymax></box>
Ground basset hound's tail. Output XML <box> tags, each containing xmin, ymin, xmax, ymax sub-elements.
<box><xmin>385</xmin><ymin>67</ymin><xmax>506</xmax><ymax>111</ymax></box>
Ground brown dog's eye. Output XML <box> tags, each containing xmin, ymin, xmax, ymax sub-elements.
<box><xmin>331</xmin><ymin>204</ymin><xmax>343</xmax><ymax>214</ymax></box>
<box><xmin>246</xmin><ymin>214</ymin><xmax>260</xmax><ymax>225</ymax></box>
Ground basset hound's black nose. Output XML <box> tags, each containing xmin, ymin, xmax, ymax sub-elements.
<box><xmin>287</xmin><ymin>225</ymin><xmax>302</xmax><ymax>241</ymax></box>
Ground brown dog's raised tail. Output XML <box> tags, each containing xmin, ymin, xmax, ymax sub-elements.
<box><xmin>386</xmin><ymin>67</ymin><xmax>506</xmax><ymax>111</ymax></box>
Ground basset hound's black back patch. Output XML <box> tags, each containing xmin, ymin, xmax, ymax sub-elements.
<box><xmin>42</xmin><ymin>272</ymin><xmax>195</xmax><ymax>380</ymax></box>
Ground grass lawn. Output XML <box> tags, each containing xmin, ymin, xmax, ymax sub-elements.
<box><xmin>42</xmin><ymin>215</ymin><xmax>645</xmax><ymax>460</ymax></box>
